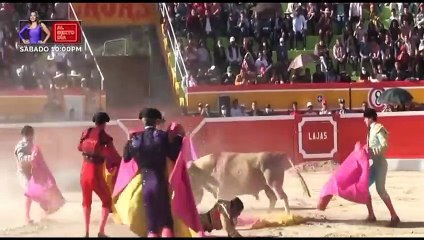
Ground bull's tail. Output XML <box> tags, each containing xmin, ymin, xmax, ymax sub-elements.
<box><xmin>288</xmin><ymin>157</ymin><xmax>311</xmax><ymax>198</ymax></box>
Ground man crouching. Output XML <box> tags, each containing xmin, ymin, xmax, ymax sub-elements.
<box><xmin>200</xmin><ymin>197</ymin><xmax>244</xmax><ymax>237</ymax></box>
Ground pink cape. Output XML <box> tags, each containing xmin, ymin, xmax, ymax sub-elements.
<box><xmin>112</xmin><ymin>134</ymin><xmax>204</xmax><ymax>235</ymax></box>
<box><xmin>317</xmin><ymin>142</ymin><xmax>370</xmax><ymax>210</ymax></box>
<box><xmin>25</xmin><ymin>145</ymin><xmax>65</xmax><ymax>213</ymax></box>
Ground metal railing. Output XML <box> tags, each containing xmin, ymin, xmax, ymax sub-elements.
<box><xmin>102</xmin><ymin>38</ymin><xmax>128</xmax><ymax>56</ymax></box>
<box><xmin>158</xmin><ymin>3</ymin><xmax>188</xmax><ymax>92</ymax></box>
<box><xmin>68</xmin><ymin>3</ymin><xmax>106</xmax><ymax>90</ymax></box>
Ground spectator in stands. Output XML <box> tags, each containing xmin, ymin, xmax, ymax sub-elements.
<box><xmin>240</xmin><ymin>38</ymin><xmax>256</xmax><ymax>61</ymax></box>
<box><xmin>370</xmin><ymin>41</ymin><xmax>382</xmax><ymax>75</ymax></box>
<box><xmin>271</xmin><ymin>11</ymin><xmax>283</xmax><ymax>47</ymax></box>
<box><xmin>203</xmin><ymin>9</ymin><xmax>217</xmax><ymax>40</ymax></box>
<box><xmin>396</xmin><ymin>44</ymin><xmax>410</xmax><ymax>71</ymax></box>
<box><xmin>238</xmin><ymin>11</ymin><xmax>251</xmax><ymax>39</ymax></box>
<box><xmin>314</xmin><ymin>39</ymin><xmax>328</xmax><ymax>58</ymax></box>
<box><xmin>270</xmin><ymin>70</ymin><xmax>284</xmax><ymax>84</ymax></box>
<box><xmin>186</xmin><ymin>8</ymin><xmax>202</xmax><ymax>39</ymax></box>
<box><xmin>185</xmin><ymin>38</ymin><xmax>199</xmax><ymax>71</ymax></box>
<box><xmin>349</xmin><ymin>3</ymin><xmax>363</xmax><ymax>29</ymax></box>
<box><xmin>317</xmin><ymin>8</ymin><xmax>333</xmax><ymax>46</ymax></box>
<box><xmin>354</xmin><ymin>21</ymin><xmax>367</xmax><ymax>44</ymax></box>
<box><xmin>235</xmin><ymin>70</ymin><xmax>249</xmax><ymax>85</ymax></box>
<box><xmin>359</xmin><ymin>67</ymin><xmax>371</xmax><ymax>82</ymax></box>
<box><xmin>359</xmin><ymin>35</ymin><xmax>372</xmax><ymax>70</ymax></box>
<box><xmin>230</xmin><ymin>99</ymin><xmax>243</xmax><ymax>117</ymax></box>
<box><xmin>226</xmin><ymin>36</ymin><xmax>242</xmax><ymax>71</ymax></box>
<box><xmin>346</xmin><ymin>35</ymin><xmax>359</xmax><ymax>71</ymax></box>
<box><xmin>389</xmin><ymin>19</ymin><xmax>401</xmax><ymax>42</ymax></box>
<box><xmin>416</xmin><ymin>4</ymin><xmax>424</xmax><ymax>35</ymax></box>
<box><xmin>333</xmin><ymin>38</ymin><xmax>346</xmax><ymax>73</ymax></box>
<box><xmin>259</xmin><ymin>40</ymin><xmax>273</xmax><ymax>64</ymax></box>
<box><xmin>247</xmin><ymin>101</ymin><xmax>263</xmax><ymax>116</ymax></box>
<box><xmin>319</xmin><ymin>100</ymin><xmax>331</xmax><ymax>115</ymax></box>
<box><xmin>390</xmin><ymin>61</ymin><xmax>409</xmax><ymax>81</ymax></box>
<box><xmin>312</xmin><ymin>64</ymin><xmax>326</xmax><ymax>83</ymax></box>
<box><xmin>304</xmin><ymin>102</ymin><xmax>317</xmax><ymax>115</ymax></box>
<box><xmin>374</xmin><ymin>64</ymin><xmax>389</xmax><ymax>81</ymax></box>
<box><xmin>306</xmin><ymin>3</ymin><xmax>318</xmax><ymax>35</ymax></box>
<box><xmin>401</xmin><ymin>6</ymin><xmax>414</xmax><ymax>27</ymax></box>
<box><xmin>213</xmin><ymin>39</ymin><xmax>227</xmax><ymax>74</ymax></box>
<box><xmin>241</xmin><ymin>52</ymin><xmax>257</xmax><ymax>76</ymax></box>
<box><xmin>227</xmin><ymin>13</ymin><xmax>239</xmax><ymax>40</ymax></box>
<box><xmin>292</xmin><ymin>7</ymin><xmax>307</xmax><ymax>50</ymax></box>
<box><xmin>381</xmin><ymin>34</ymin><xmax>396</xmax><ymax>73</ymax></box>
<box><xmin>221</xmin><ymin>66</ymin><xmax>236</xmax><ymax>85</ymax></box>
<box><xmin>254</xmin><ymin>52</ymin><xmax>268</xmax><ymax>75</ymax></box>
<box><xmin>281</xmin><ymin>13</ymin><xmax>293</xmax><ymax>48</ymax></box>
<box><xmin>390</xmin><ymin>8</ymin><xmax>400</xmax><ymax>22</ymax></box>
<box><xmin>197</xmin><ymin>40</ymin><xmax>211</xmax><ymax>69</ymax></box>
<box><xmin>275</xmin><ymin>37</ymin><xmax>289</xmax><ymax>80</ymax></box>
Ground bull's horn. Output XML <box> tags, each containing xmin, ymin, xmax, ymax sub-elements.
<box><xmin>288</xmin><ymin>158</ymin><xmax>311</xmax><ymax>198</ymax></box>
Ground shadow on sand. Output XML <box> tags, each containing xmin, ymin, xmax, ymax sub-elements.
<box><xmin>306</xmin><ymin>217</ymin><xmax>424</xmax><ymax>229</ymax></box>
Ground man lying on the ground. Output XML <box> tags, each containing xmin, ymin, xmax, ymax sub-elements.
<box><xmin>199</xmin><ymin>197</ymin><xmax>244</xmax><ymax>237</ymax></box>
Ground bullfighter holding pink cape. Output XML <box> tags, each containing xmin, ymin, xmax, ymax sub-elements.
<box><xmin>318</xmin><ymin>108</ymin><xmax>400</xmax><ymax>227</ymax></box>
<box><xmin>14</xmin><ymin>125</ymin><xmax>65</xmax><ymax>224</ymax></box>
<box><xmin>111</xmin><ymin>108</ymin><xmax>203</xmax><ymax>237</ymax></box>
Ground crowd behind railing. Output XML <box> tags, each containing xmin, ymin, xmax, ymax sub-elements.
<box><xmin>162</xmin><ymin>3</ymin><xmax>424</xmax><ymax>88</ymax></box>
<box><xmin>192</xmin><ymin>97</ymin><xmax>424</xmax><ymax>118</ymax></box>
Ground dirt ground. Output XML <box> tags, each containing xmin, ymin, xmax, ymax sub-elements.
<box><xmin>0</xmin><ymin>170</ymin><xmax>423</xmax><ymax>237</ymax></box>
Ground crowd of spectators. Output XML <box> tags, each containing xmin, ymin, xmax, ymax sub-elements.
<box><xmin>163</xmin><ymin>3</ymin><xmax>424</xmax><ymax>87</ymax></box>
<box><xmin>194</xmin><ymin>97</ymin><xmax>422</xmax><ymax>118</ymax></box>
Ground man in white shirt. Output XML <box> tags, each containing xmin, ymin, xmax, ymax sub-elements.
<box><xmin>292</xmin><ymin>7</ymin><xmax>307</xmax><ymax>50</ymax></box>
<box><xmin>319</xmin><ymin>100</ymin><xmax>331</xmax><ymax>115</ymax></box>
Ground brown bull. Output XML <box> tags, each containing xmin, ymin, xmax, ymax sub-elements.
<box><xmin>188</xmin><ymin>152</ymin><xmax>311</xmax><ymax>214</ymax></box>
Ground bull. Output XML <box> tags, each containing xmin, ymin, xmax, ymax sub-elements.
<box><xmin>188</xmin><ymin>152</ymin><xmax>311</xmax><ymax>214</ymax></box>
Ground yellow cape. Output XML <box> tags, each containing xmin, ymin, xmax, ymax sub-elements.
<box><xmin>103</xmin><ymin>161</ymin><xmax>197</xmax><ymax>237</ymax></box>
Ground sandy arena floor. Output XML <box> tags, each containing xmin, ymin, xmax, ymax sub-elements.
<box><xmin>0</xmin><ymin>171</ymin><xmax>423</xmax><ymax>237</ymax></box>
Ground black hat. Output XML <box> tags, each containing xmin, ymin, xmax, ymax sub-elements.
<box><xmin>138</xmin><ymin>108</ymin><xmax>162</xmax><ymax>120</ymax></box>
<box><xmin>92</xmin><ymin>112</ymin><xmax>110</xmax><ymax>124</ymax></box>
<box><xmin>363</xmin><ymin>108</ymin><xmax>377</xmax><ymax>120</ymax></box>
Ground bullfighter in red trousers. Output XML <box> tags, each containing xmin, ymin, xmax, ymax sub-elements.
<box><xmin>78</xmin><ymin>112</ymin><xmax>121</xmax><ymax>237</ymax></box>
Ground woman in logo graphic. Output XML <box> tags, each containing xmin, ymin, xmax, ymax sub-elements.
<box><xmin>18</xmin><ymin>11</ymin><xmax>51</xmax><ymax>44</ymax></box>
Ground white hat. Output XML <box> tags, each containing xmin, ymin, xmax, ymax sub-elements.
<box><xmin>230</xmin><ymin>36</ymin><xmax>236</xmax><ymax>42</ymax></box>
<box><xmin>307</xmin><ymin>102</ymin><xmax>313</xmax><ymax>107</ymax></box>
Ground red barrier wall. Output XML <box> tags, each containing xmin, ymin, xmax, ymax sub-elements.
<box><xmin>1</xmin><ymin>112</ymin><xmax>422</xmax><ymax>179</ymax></box>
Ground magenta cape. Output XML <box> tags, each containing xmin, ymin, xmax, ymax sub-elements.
<box><xmin>25</xmin><ymin>145</ymin><xmax>65</xmax><ymax>213</ymax></box>
<box><xmin>317</xmin><ymin>142</ymin><xmax>370</xmax><ymax>210</ymax></box>
<box><xmin>112</xmin><ymin>135</ymin><xmax>204</xmax><ymax>234</ymax></box>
